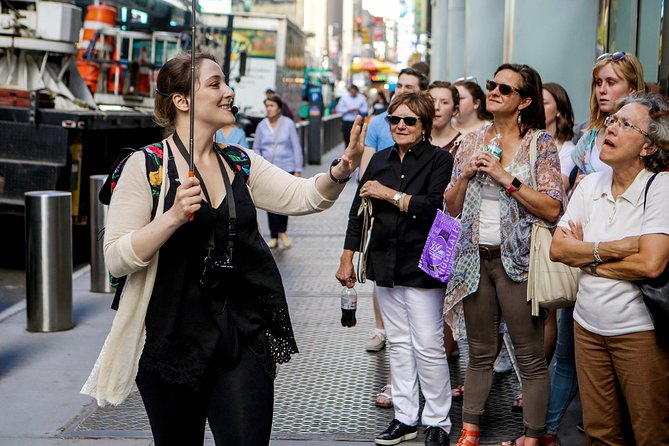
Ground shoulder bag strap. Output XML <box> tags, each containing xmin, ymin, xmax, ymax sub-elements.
<box><xmin>643</xmin><ymin>173</ymin><xmax>659</xmax><ymax>211</ymax></box>
<box><xmin>269</xmin><ymin>117</ymin><xmax>284</xmax><ymax>164</ymax></box>
<box><xmin>528</xmin><ymin>130</ymin><xmax>544</xmax><ymax>189</ymax></box>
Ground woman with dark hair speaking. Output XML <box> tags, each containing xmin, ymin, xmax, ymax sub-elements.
<box><xmin>444</xmin><ymin>64</ymin><xmax>565</xmax><ymax>446</ymax></box>
<box><xmin>81</xmin><ymin>52</ymin><xmax>366</xmax><ymax>446</ymax></box>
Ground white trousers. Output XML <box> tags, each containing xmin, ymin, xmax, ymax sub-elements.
<box><xmin>377</xmin><ymin>285</ymin><xmax>452</xmax><ymax>431</ymax></box>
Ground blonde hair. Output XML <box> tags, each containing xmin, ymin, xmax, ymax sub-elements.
<box><xmin>588</xmin><ymin>53</ymin><xmax>645</xmax><ymax>131</ymax></box>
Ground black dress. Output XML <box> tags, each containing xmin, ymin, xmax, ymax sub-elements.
<box><xmin>139</xmin><ymin>148</ymin><xmax>298</xmax><ymax>390</ymax></box>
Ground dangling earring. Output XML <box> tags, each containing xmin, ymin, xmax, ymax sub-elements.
<box><xmin>422</xmin><ymin>133</ymin><xmax>426</xmax><ymax>141</ymax></box>
<box><xmin>517</xmin><ymin>111</ymin><xmax>522</xmax><ymax>124</ymax></box>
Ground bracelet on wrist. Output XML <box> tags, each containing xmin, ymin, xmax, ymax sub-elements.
<box><xmin>392</xmin><ymin>192</ymin><xmax>402</xmax><ymax>208</ymax></box>
<box><xmin>329</xmin><ymin>159</ymin><xmax>351</xmax><ymax>184</ymax></box>
<box><xmin>399</xmin><ymin>193</ymin><xmax>407</xmax><ymax>212</ymax></box>
<box><xmin>593</xmin><ymin>241</ymin><xmax>603</xmax><ymax>263</ymax></box>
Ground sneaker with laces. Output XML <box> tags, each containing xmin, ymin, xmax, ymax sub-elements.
<box><xmin>366</xmin><ymin>330</ymin><xmax>386</xmax><ymax>352</ymax></box>
<box><xmin>375</xmin><ymin>419</ymin><xmax>418</xmax><ymax>445</ymax></box>
<box><xmin>493</xmin><ymin>345</ymin><xmax>514</xmax><ymax>374</ymax></box>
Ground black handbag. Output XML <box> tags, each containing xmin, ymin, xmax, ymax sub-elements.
<box><xmin>633</xmin><ymin>173</ymin><xmax>669</xmax><ymax>348</ymax></box>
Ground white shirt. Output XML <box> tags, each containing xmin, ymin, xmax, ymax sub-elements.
<box><xmin>479</xmin><ymin>182</ymin><xmax>502</xmax><ymax>246</ymax></box>
<box><xmin>559</xmin><ymin>169</ymin><xmax>669</xmax><ymax>336</ymax></box>
<box><xmin>558</xmin><ymin>141</ymin><xmax>576</xmax><ymax>177</ymax></box>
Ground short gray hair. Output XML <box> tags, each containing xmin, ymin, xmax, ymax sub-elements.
<box><xmin>617</xmin><ymin>92</ymin><xmax>669</xmax><ymax>173</ymax></box>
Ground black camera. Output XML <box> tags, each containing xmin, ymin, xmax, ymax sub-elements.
<box><xmin>200</xmin><ymin>253</ymin><xmax>237</xmax><ymax>289</ymax></box>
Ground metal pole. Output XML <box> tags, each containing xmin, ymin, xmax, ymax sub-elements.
<box><xmin>25</xmin><ymin>191</ymin><xmax>73</xmax><ymax>332</ymax></box>
<box><xmin>89</xmin><ymin>175</ymin><xmax>112</xmax><ymax>293</ymax></box>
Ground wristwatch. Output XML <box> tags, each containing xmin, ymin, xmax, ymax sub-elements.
<box><xmin>329</xmin><ymin>159</ymin><xmax>351</xmax><ymax>184</ymax></box>
<box><xmin>589</xmin><ymin>263</ymin><xmax>599</xmax><ymax>277</ymax></box>
<box><xmin>392</xmin><ymin>192</ymin><xmax>402</xmax><ymax>207</ymax></box>
<box><xmin>506</xmin><ymin>177</ymin><xmax>523</xmax><ymax>194</ymax></box>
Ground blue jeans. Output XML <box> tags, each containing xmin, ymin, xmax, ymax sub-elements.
<box><xmin>545</xmin><ymin>306</ymin><xmax>579</xmax><ymax>435</ymax></box>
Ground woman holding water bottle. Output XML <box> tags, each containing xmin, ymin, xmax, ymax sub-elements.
<box><xmin>337</xmin><ymin>91</ymin><xmax>454</xmax><ymax>446</ymax></box>
<box><xmin>443</xmin><ymin>64</ymin><xmax>565</xmax><ymax>446</ymax></box>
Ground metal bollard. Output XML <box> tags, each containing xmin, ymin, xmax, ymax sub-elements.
<box><xmin>25</xmin><ymin>191</ymin><xmax>73</xmax><ymax>332</ymax></box>
<box><xmin>89</xmin><ymin>175</ymin><xmax>112</xmax><ymax>293</ymax></box>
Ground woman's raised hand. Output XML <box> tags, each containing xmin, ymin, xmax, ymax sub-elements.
<box><xmin>171</xmin><ymin>177</ymin><xmax>202</xmax><ymax>223</ymax></box>
<box><xmin>339</xmin><ymin>115</ymin><xmax>368</xmax><ymax>177</ymax></box>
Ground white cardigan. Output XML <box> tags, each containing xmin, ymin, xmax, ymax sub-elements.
<box><xmin>82</xmin><ymin>143</ymin><xmax>334</xmax><ymax>406</ymax></box>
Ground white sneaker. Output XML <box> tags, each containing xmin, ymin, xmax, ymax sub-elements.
<box><xmin>494</xmin><ymin>345</ymin><xmax>514</xmax><ymax>374</ymax></box>
<box><xmin>365</xmin><ymin>330</ymin><xmax>386</xmax><ymax>352</ymax></box>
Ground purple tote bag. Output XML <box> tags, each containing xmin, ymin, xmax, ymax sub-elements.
<box><xmin>418</xmin><ymin>208</ymin><xmax>460</xmax><ymax>283</ymax></box>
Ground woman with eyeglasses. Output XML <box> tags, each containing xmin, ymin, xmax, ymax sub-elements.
<box><xmin>82</xmin><ymin>52</ymin><xmax>367</xmax><ymax>446</ymax></box>
<box><xmin>550</xmin><ymin>92</ymin><xmax>669</xmax><ymax>445</ymax></box>
<box><xmin>453</xmin><ymin>79</ymin><xmax>492</xmax><ymax>135</ymax></box>
<box><xmin>443</xmin><ymin>64</ymin><xmax>565</xmax><ymax>446</ymax></box>
<box><xmin>337</xmin><ymin>91</ymin><xmax>454</xmax><ymax>446</ymax></box>
<box><xmin>566</xmin><ymin>52</ymin><xmax>645</xmax><ymax>188</ymax></box>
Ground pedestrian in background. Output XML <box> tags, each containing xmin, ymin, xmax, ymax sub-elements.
<box><xmin>453</xmin><ymin>79</ymin><xmax>492</xmax><ymax>135</ymax></box>
<box><xmin>337</xmin><ymin>91</ymin><xmax>454</xmax><ymax>446</ymax></box>
<box><xmin>81</xmin><ymin>52</ymin><xmax>367</xmax><ymax>446</ymax></box>
<box><xmin>372</xmin><ymin>90</ymin><xmax>389</xmax><ymax>115</ymax></box>
<box><xmin>336</xmin><ymin>84</ymin><xmax>369</xmax><ymax>147</ymax></box>
<box><xmin>253</xmin><ymin>95</ymin><xmax>304</xmax><ymax>249</ymax></box>
<box><xmin>215</xmin><ymin>121</ymin><xmax>249</xmax><ymax>148</ymax></box>
<box><xmin>265</xmin><ymin>88</ymin><xmax>294</xmax><ymax>119</ymax></box>
<box><xmin>444</xmin><ymin>64</ymin><xmax>565</xmax><ymax>446</ymax></box>
<box><xmin>550</xmin><ymin>92</ymin><xmax>669</xmax><ymax>445</ymax></box>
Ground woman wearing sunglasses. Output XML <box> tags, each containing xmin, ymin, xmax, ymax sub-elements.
<box><xmin>337</xmin><ymin>91</ymin><xmax>454</xmax><ymax>446</ymax></box>
<box><xmin>82</xmin><ymin>52</ymin><xmax>367</xmax><ymax>446</ymax></box>
<box><xmin>443</xmin><ymin>64</ymin><xmax>565</xmax><ymax>446</ymax></box>
<box><xmin>566</xmin><ymin>52</ymin><xmax>645</xmax><ymax>187</ymax></box>
<box><xmin>550</xmin><ymin>92</ymin><xmax>669</xmax><ymax>445</ymax></box>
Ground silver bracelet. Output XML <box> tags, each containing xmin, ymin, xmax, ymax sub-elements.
<box><xmin>399</xmin><ymin>193</ymin><xmax>406</xmax><ymax>212</ymax></box>
<box><xmin>593</xmin><ymin>241</ymin><xmax>603</xmax><ymax>264</ymax></box>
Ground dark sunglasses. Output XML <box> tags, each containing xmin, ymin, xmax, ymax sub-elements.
<box><xmin>596</xmin><ymin>51</ymin><xmax>626</xmax><ymax>62</ymax></box>
<box><xmin>485</xmin><ymin>80</ymin><xmax>519</xmax><ymax>96</ymax></box>
<box><xmin>386</xmin><ymin>115</ymin><xmax>419</xmax><ymax>126</ymax></box>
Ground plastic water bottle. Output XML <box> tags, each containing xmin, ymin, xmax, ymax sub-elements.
<box><xmin>477</xmin><ymin>133</ymin><xmax>502</xmax><ymax>185</ymax></box>
<box><xmin>340</xmin><ymin>287</ymin><xmax>357</xmax><ymax>327</ymax></box>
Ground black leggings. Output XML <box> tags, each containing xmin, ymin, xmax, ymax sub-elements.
<box><xmin>136</xmin><ymin>347</ymin><xmax>274</xmax><ymax>446</ymax></box>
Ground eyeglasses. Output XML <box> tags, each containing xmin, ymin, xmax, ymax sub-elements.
<box><xmin>386</xmin><ymin>115</ymin><xmax>419</xmax><ymax>126</ymax></box>
<box><xmin>455</xmin><ymin>76</ymin><xmax>478</xmax><ymax>83</ymax></box>
<box><xmin>603</xmin><ymin>115</ymin><xmax>649</xmax><ymax>137</ymax></box>
<box><xmin>596</xmin><ymin>51</ymin><xmax>627</xmax><ymax>62</ymax></box>
<box><xmin>485</xmin><ymin>80</ymin><xmax>519</xmax><ymax>96</ymax></box>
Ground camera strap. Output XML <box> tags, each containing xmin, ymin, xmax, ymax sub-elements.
<box><xmin>172</xmin><ymin>132</ymin><xmax>237</xmax><ymax>262</ymax></box>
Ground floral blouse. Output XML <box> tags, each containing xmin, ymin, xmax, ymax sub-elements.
<box><xmin>443</xmin><ymin>124</ymin><xmax>565</xmax><ymax>325</ymax></box>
